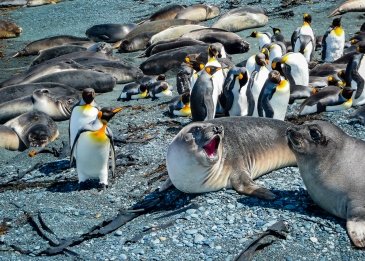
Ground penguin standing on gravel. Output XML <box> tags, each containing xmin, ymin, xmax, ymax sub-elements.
<box><xmin>322</xmin><ymin>17</ymin><xmax>345</xmax><ymax>62</ymax></box>
<box><xmin>184</xmin><ymin>53</ymin><xmax>205</xmax><ymax>92</ymax></box>
<box><xmin>69</xmin><ymin>88</ymin><xmax>99</xmax><ymax>151</ymax></box>
<box><xmin>221</xmin><ymin>67</ymin><xmax>253</xmax><ymax>116</ymax></box>
<box><xmin>271</xmin><ymin>27</ymin><xmax>285</xmax><ymax>43</ymax></box>
<box><xmin>257</xmin><ymin>70</ymin><xmax>290</xmax><ymax>120</ymax></box>
<box><xmin>345</xmin><ymin>41</ymin><xmax>365</xmax><ymax>106</ymax></box>
<box><xmin>71</xmin><ymin>107</ymin><xmax>122</xmax><ymax>190</ymax></box>
<box><xmin>292</xmin><ymin>13</ymin><xmax>315</xmax><ymax>62</ymax></box>
<box><xmin>249</xmin><ymin>31</ymin><xmax>272</xmax><ymax>50</ymax></box>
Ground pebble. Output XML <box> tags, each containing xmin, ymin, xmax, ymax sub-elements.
<box><xmin>310</xmin><ymin>237</ymin><xmax>319</xmax><ymax>243</ymax></box>
<box><xmin>194</xmin><ymin>234</ymin><xmax>204</xmax><ymax>244</ymax></box>
<box><xmin>119</xmin><ymin>254</ymin><xmax>127</xmax><ymax>260</ymax></box>
<box><xmin>185</xmin><ymin>229</ymin><xmax>198</xmax><ymax>235</ymax></box>
<box><xmin>115</xmin><ymin>230</ymin><xmax>123</xmax><ymax>236</ymax></box>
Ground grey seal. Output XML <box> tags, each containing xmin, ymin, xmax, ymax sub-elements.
<box><xmin>165</xmin><ymin>117</ymin><xmax>297</xmax><ymax>199</ymax></box>
<box><xmin>0</xmin><ymin>86</ymin><xmax>80</xmax><ymax>123</ymax></box>
<box><xmin>286</xmin><ymin>120</ymin><xmax>365</xmax><ymax>248</ymax></box>
<box><xmin>85</xmin><ymin>23</ymin><xmax>137</xmax><ymax>43</ymax></box>
<box><xmin>0</xmin><ymin>111</ymin><xmax>59</xmax><ymax>151</ymax></box>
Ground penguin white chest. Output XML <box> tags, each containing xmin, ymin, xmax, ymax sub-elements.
<box><xmin>70</xmin><ymin>106</ymin><xmax>99</xmax><ymax>148</ymax></box>
<box><xmin>269</xmin><ymin>84</ymin><xmax>290</xmax><ymax>120</ymax></box>
<box><xmin>229</xmin><ymin>81</ymin><xmax>249</xmax><ymax>116</ymax></box>
<box><xmin>252</xmin><ymin>68</ymin><xmax>270</xmax><ymax>116</ymax></box>
<box><xmin>75</xmin><ymin>131</ymin><xmax>111</xmax><ymax>184</ymax></box>
<box><xmin>211</xmin><ymin>71</ymin><xmax>225</xmax><ymax>113</ymax></box>
<box><xmin>325</xmin><ymin>31</ymin><xmax>345</xmax><ymax>62</ymax></box>
<box><xmin>353</xmin><ymin>57</ymin><xmax>365</xmax><ymax>106</ymax></box>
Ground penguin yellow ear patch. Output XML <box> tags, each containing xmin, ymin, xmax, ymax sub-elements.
<box><xmin>205</xmin><ymin>67</ymin><xmax>211</xmax><ymax>74</ymax></box>
<box><xmin>281</xmin><ymin>54</ymin><xmax>289</xmax><ymax>64</ymax></box>
<box><xmin>185</xmin><ymin>57</ymin><xmax>190</xmax><ymax>63</ymax></box>
<box><xmin>199</xmin><ymin>64</ymin><xmax>205</xmax><ymax>70</ymax></box>
<box><xmin>97</xmin><ymin>111</ymin><xmax>102</xmax><ymax>119</ymax></box>
<box><xmin>238</xmin><ymin>73</ymin><xmax>244</xmax><ymax>80</ymax></box>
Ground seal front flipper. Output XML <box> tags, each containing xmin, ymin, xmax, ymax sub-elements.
<box><xmin>230</xmin><ymin>169</ymin><xmax>276</xmax><ymax>200</ymax></box>
<box><xmin>347</xmin><ymin>201</ymin><xmax>365</xmax><ymax>248</ymax></box>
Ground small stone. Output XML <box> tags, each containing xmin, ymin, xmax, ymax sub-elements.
<box><xmin>132</xmin><ymin>248</ymin><xmax>145</xmax><ymax>255</ymax></box>
<box><xmin>185</xmin><ymin>229</ymin><xmax>198</xmax><ymax>235</ymax></box>
<box><xmin>310</xmin><ymin>237</ymin><xmax>318</xmax><ymax>243</ymax></box>
<box><xmin>119</xmin><ymin>254</ymin><xmax>127</xmax><ymax>260</ymax></box>
<box><xmin>194</xmin><ymin>234</ymin><xmax>204</xmax><ymax>244</ymax></box>
<box><xmin>190</xmin><ymin>214</ymin><xmax>199</xmax><ymax>219</ymax></box>
<box><xmin>227</xmin><ymin>204</ymin><xmax>235</xmax><ymax>209</ymax></box>
<box><xmin>159</xmin><ymin>236</ymin><xmax>167</xmax><ymax>241</ymax></box>
<box><xmin>186</xmin><ymin>209</ymin><xmax>196</xmax><ymax>215</ymax></box>
<box><xmin>152</xmin><ymin>238</ymin><xmax>160</xmax><ymax>244</ymax></box>
<box><xmin>115</xmin><ymin>230</ymin><xmax>123</xmax><ymax>236</ymax></box>
<box><xmin>215</xmin><ymin>245</ymin><xmax>222</xmax><ymax>250</ymax></box>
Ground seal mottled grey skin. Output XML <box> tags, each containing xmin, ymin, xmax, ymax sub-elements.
<box><xmin>175</xmin><ymin>4</ymin><xmax>220</xmax><ymax>21</ymax></box>
<box><xmin>0</xmin><ymin>82</ymin><xmax>77</xmax><ymax>104</ymax></box>
<box><xmin>2</xmin><ymin>111</ymin><xmax>59</xmax><ymax>151</ymax></box>
<box><xmin>212</xmin><ymin>6</ymin><xmax>268</xmax><ymax>32</ymax></box>
<box><xmin>0</xmin><ymin>86</ymin><xmax>80</xmax><ymax>123</ymax></box>
<box><xmin>148</xmin><ymin>4</ymin><xmax>186</xmax><ymax>21</ymax></box>
<box><xmin>30</xmin><ymin>70</ymin><xmax>116</xmax><ymax>93</ymax></box>
<box><xmin>14</xmin><ymin>35</ymin><xmax>91</xmax><ymax>57</ymax></box>
<box><xmin>165</xmin><ymin>117</ymin><xmax>297</xmax><ymax>199</ymax></box>
<box><xmin>0</xmin><ymin>20</ymin><xmax>22</xmax><ymax>39</ymax></box>
<box><xmin>286</xmin><ymin>121</ymin><xmax>365</xmax><ymax>248</ymax></box>
<box><xmin>30</xmin><ymin>45</ymin><xmax>87</xmax><ymax>66</ymax></box>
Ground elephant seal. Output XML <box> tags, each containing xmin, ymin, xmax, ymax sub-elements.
<box><xmin>85</xmin><ymin>23</ymin><xmax>137</xmax><ymax>43</ymax></box>
<box><xmin>286</xmin><ymin>120</ymin><xmax>365</xmax><ymax>248</ymax></box>
<box><xmin>1</xmin><ymin>111</ymin><xmax>59</xmax><ymax>151</ymax></box>
<box><xmin>118</xmin><ymin>19</ymin><xmax>198</xmax><ymax>52</ymax></box>
<box><xmin>149</xmin><ymin>25</ymin><xmax>207</xmax><ymax>45</ymax></box>
<box><xmin>148</xmin><ymin>4</ymin><xmax>186</xmax><ymax>21</ymax></box>
<box><xmin>165</xmin><ymin>117</ymin><xmax>297</xmax><ymax>199</ymax></box>
<box><xmin>0</xmin><ymin>20</ymin><xmax>22</xmax><ymax>39</ymax></box>
<box><xmin>30</xmin><ymin>45</ymin><xmax>88</xmax><ymax>66</ymax></box>
<box><xmin>181</xmin><ymin>28</ymin><xmax>250</xmax><ymax>54</ymax></box>
<box><xmin>175</xmin><ymin>4</ymin><xmax>220</xmax><ymax>21</ymax></box>
<box><xmin>329</xmin><ymin>0</ymin><xmax>365</xmax><ymax>17</ymax></box>
<box><xmin>0</xmin><ymin>86</ymin><xmax>80</xmax><ymax>123</ymax></box>
<box><xmin>0</xmin><ymin>82</ymin><xmax>77</xmax><ymax>104</ymax></box>
<box><xmin>212</xmin><ymin>6</ymin><xmax>268</xmax><ymax>32</ymax></box>
<box><xmin>13</xmin><ymin>35</ymin><xmax>91</xmax><ymax>57</ymax></box>
<box><xmin>27</xmin><ymin>0</ymin><xmax>61</xmax><ymax>7</ymax></box>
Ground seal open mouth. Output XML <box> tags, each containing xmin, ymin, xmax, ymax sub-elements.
<box><xmin>203</xmin><ymin>135</ymin><xmax>220</xmax><ymax>159</ymax></box>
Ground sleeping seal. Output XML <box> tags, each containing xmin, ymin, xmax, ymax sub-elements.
<box><xmin>286</xmin><ymin>120</ymin><xmax>365</xmax><ymax>248</ymax></box>
<box><xmin>165</xmin><ymin>117</ymin><xmax>297</xmax><ymax>199</ymax></box>
<box><xmin>329</xmin><ymin>0</ymin><xmax>365</xmax><ymax>17</ymax></box>
<box><xmin>0</xmin><ymin>111</ymin><xmax>59</xmax><ymax>151</ymax></box>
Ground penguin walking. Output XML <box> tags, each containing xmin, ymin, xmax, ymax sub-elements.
<box><xmin>250</xmin><ymin>53</ymin><xmax>270</xmax><ymax>116</ymax></box>
<box><xmin>322</xmin><ymin>17</ymin><xmax>345</xmax><ymax>62</ymax></box>
<box><xmin>168</xmin><ymin>92</ymin><xmax>191</xmax><ymax>117</ymax></box>
<box><xmin>69</xmin><ymin>88</ymin><xmax>99</xmax><ymax>151</ymax></box>
<box><xmin>299</xmin><ymin>86</ymin><xmax>354</xmax><ymax>115</ymax></box>
<box><xmin>292</xmin><ymin>13</ymin><xmax>315</xmax><ymax>62</ymax></box>
<box><xmin>249</xmin><ymin>31</ymin><xmax>272</xmax><ymax>50</ymax></box>
<box><xmin>221</xmin><ymin>67</ymin><xmax>253</xmax><ymax>116</ymax></box>
<box><xmin>344</xmin><ymin>42</ymin><xmax>365</xmax><ymax>106</ymax></box>
<box><xmin>257</xmin><ymin>70</ymin><xmax>290</xmax><ymax>120</ymax></box>
<box><xmin>70</xmin><ymin>107</ymin><xmax>122</xmax><ymax>190</ymax></box>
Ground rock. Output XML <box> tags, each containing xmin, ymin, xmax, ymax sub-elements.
<box><xmin>310</xmin><ymin>237</ymin><xmax>319</xmax><ymax>243</ymax></box>
<box><xmin>194</xmin><ymin>234</ymin><xmax>204</xmax><ymax>244</ymax></box>
<box><xmin>119</xmin><ymin>254</ymin><xmax>127</xmax><ymax>260</ymax></box>
<box><xmin>185</xmin><ymin>229</ymin><xmax>198</xmax><ymax>235</ymax></box>
<box><xmin>115</xmin><ymin>230</ymin><xmax>123</xmax><ymax>236</ymax></box>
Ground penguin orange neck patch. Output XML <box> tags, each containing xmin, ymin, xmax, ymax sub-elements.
<box><xmin>90</xmin><ymin>124</ymin><xmax>108</xmax><ymax>142</ymax></box>
<box><xmin>333</xmin><ymin>27</ymin><xmax>344</xmax><ymax>36</ymax></box>
<box><xmin>81</xmin><ymin>104</ymin><xmax>93</xmax><ymax>111</ymax></box>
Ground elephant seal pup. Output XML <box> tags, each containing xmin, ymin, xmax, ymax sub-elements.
<box><xmin>175</xmin><ymin>4</ymin><xmax>220</xmax><ymax>21</ymax></box>
<box><xmin>165</xmin><ymin>117</ymin><xmax>297</xmax><ymax>199</ymax></box>
<box><xmin>85</xmin><ymin>23</ymin><xmax>137</xmax><ymax>43</ymax></box>
<box><xmin>329</xmin><ymin>0</ymin><xmax>365</xmax><ymax>17</ymax></box>
<box><xmin>0</xmin><ymin>20</ymin><xmax>22</xmax><ymax>39</ymax></box>
<box><xmin>148</xmin><ymin>4</ymin><xmax>186</xmax><ymax>21</ymax></box>
<box><xmin>286</xmin><ymin>121</ymin><xmax>365</xmax><ymax>248</ymax></box>
<box><xmin>1</xmin><ymin>111</ymin><xmax>59</xmax><ymax>151</ymax></box>
<box><xmin>13</xmin><ymin>35</ymin><xmax>91</xmax><ymax>57</ymax></box>
<box><xmin>212</xmin><ymin>6</ymin><xmax>268</xmax><ymax>32</ymax></box>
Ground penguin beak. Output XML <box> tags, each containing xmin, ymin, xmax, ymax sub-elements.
<box><xmin>112</xmin><ymin>107</ymin><xmax>123</xmax><ymax>113</ymax></box>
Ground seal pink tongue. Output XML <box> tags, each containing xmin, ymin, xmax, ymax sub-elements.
<box><xmin>203</xmin><ymin>138</ymin><xmax>217</xmax><ymax>158</ymax></box>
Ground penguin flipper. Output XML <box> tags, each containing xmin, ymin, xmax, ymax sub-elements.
<box><xmin>291</xmin><ymin>28</ymin><xmax>299</xmax><ymax>49</ymax></box>
<box><xmin>353</xmin><ymin>65</ymin><xmax>365</xmax><ymax>99</ymax></box>
<box><xmin>246</xmin><ymin>74</ymin><xmax>256</xmax><ymax>116</ymax></box>
<box><xmin>321</xmin><ymin>27</ymin><xmax>331</xmax><ymax>61</ymax></box>
<box><xmin>70</xmin><ymin>124</ymin><xmax>94</xmax><ymax>167</ymax></box>
<box><xmin>106</xmin><ymin>127</ymin><xmax>116</xmax><ymax>178</ymax></box>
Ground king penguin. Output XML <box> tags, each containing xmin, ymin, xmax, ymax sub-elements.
<box><xmin>71</xmin><ymin>107</ymin><xmax>122</xmax><ymax>190</ymax></box>
<box><xmin>221</xmin><ymin>67</ymin><xmax>253</xmax><ymax>116</ymax></box>
<box><xmin>344</xmin><ymin>41</ymin><xmax>365</xmax><ymax>106</ymax></box>
<box><xmin>292</xmin><ymin>13</ymin><xmax>315</xmax><ymax>62</ymax></box>
<box><xmin>118</xmin><ymin>83</ymin><xmax>149</xmax><ymax>101</ymax></box>
<box><xmin>168</xmin><ymin>92</ymin><xmax>191</xmax><ymax>117</ymax></box>
<box><xmin>270</xmin><ymin>27</ymin><xmax>285</xmax><ymax>43</ymax></box>
<box><xmin>69</xmin><ymin>88</ymin><xmax>99</xmax><ymax>151</ymax></box>
<box><xmin>249</xmin><ymin>31</ymin><xmax>272</xmax><ymax>50</ymax></box>
<box><xmin>184</xmin><ymin>53</ymin><xmax>206</xmax><ymax>93</ymax></box>
<box><xmin>257</xmin><ymin>70</ymin><xmax>290</xmax><ymax>120</ymax></box>
<box><xmin>322</xmin><ymin>17</ymin><xmax>345</xmax><ymax>62</ymax></box>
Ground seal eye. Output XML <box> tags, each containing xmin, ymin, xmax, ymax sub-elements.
<box><xmin>67</xmin><ymin>98</ymin><xmax>75</xmax><ymax>104</ymax></box>
<box><xmin>40</xmin><ymin>89</ymin><xmax>49</xmax><ymax>94</ymax></box>
<box><xmin>309</xmin><ymin>128</ymin><xmax>322</xmax><ymax>143</ymax></box>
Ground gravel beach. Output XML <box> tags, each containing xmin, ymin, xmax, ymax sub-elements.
<box><xmin>1</xmin><ymin>0</ymin><xmax>365</xmax><ymax>260</ymax></box>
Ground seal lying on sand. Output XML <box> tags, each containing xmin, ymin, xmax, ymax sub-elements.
<box><xmin>329</xmin><ymin>0</ymin><xmax>365</xmax><ymax>17</ymax></box>
<box><xmin>165</xmin><ymin>117</ymin><xmax>297</xmax><ymax>199</ymax></box>
<box><xmin>0</xmin><ymin>111</ymin><xmax>59</xmax><ymax>151</ymax></box>
<box><xmin>286</xmin><ymin>120</ymin><xmax>365</xmax><ymax>248</ymax></box>
<box><xmin>0</xmin><ymin>20</ymin><xmax>22</xmax><ymax>39</ymax></box>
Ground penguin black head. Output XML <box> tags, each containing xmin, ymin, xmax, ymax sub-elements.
<box><xmin>268</xmin><ymin>70</ymin><xmax>281</xmax><ymax>85</ymax></box>
<box><xmin>98</xmin><ymin>107</ymin><xmax>122</xmax><ymax>124</ymax></box>
<box><xmin>236</xmin><ymin>67</ymin><xmax>248</xmax><ymax>86</ymax></box>
<box><xmin>160</xmin><ymin>82</ymin><xmax>170</xmax><ymax>91</ymax></box>
<box><xmin>261</xmin><ymin>47</ymin><xmax>270</xmax><ymax>61</ymax></box>
<box><xmin>205</xmin><ymin>65</ymin><xmax>221</xmax><ymax>76</ymax></box>
<box><xmin>337</xmin><ymin>70</ymin><xmax>346</xmax><ymax>80</ymax></box>
<box><xmin>255</xmin><ymin>53</ymin><xmax>267</xmax><ymax>66</ymax></box>
<box><xmin>82</xmin><ymin>88</ymin><xmax>96</xmax><ymax>104</ymax></box>
<box><xmin>181</xmin><ymin>92</ymin><xmax>191</xmax><ymax>105</ymax></box>
<box><xmin>303</xmin><ymin>13</ymin><xmax>312</xmax><ymax>24</ymax></box>
<box><xmin>361</xmin><ymin>22</ymin><xmax>365</xmax><ymax>32</ymax></box>
<box><xmin>249</xmin><ymin>31</ymin><xmax>258</xmax><ymax>38</ymax></box>
<box><xmin>356</xmin><ymin>41</ymin><xmax>365</xmax><ymax>53</ymax></box>
<box><xmin>332</xmin><ymin>17</ymin><xmax>341</xmax><ymax>27</ymax></box>
<box><xmin>139</xmin><ymin>84</ymin><xmax>148</xmax><ymax>93</ymax></box>
<box><xmin>157</xmin><ymin>74</ymin><xmax>166</xmax><ymax>81</ymax></box>
<box><xmin>208</xmin><ymin>43</ymin><xmax>223</xmax><ymax>58</ymax></box>
<box><xmin>185</xmin><ymin>53</ymin><xmax>205</xmax><ymax>71</ymax></box>
<box><xmin>271</xmin><ymin>27</ymin><xmax>281</xmax><ymax>35</ymax></box>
